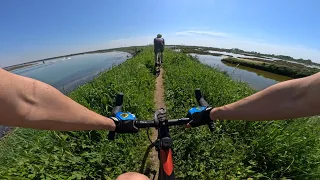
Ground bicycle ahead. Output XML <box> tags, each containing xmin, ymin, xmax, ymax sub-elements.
<box><xmin>108</xmin><ymin>89</ymin><xmax>215</xmax><ymax>180</ymax></box>
<box><xmin>155</xmin><ymin>49</ymin><xmax>163</xmax><ymax>77</ymax></box>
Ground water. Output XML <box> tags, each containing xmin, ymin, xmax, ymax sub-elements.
<box><xmin>12</xmin><ymin>51</ymin><xmax>130</xmax><ymax>92</ymax></box>
<box><xmin>0</xmin><ymin>51</ymin><xmax>130</xmax><ymax>138</ymax></box>
<box><xmin>193</xmin><ymin>54</ymin><xmax>292</xmax><ymax>90</ymax></box>
<box><xmin>208</xmin><ymin>50</ymin><xmax>276</xmax><ymax>60</ymax></box>
<box><xmin>207</xmin><ymin>50</ymin><xmax>320</xmax><ymax>69</ymax></box>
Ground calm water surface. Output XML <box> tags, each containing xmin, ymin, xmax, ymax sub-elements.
<box><xmin>12</xmin><ymin>51</ymin><xmax>130</xmax><ymax>92</ymax></box>
<box><xmin>207</xmin><ymin>50</ymin><xmax>320</xmax><ymax>69</ymax></box>
<box><xmin>208</xmin><ymin>50</ymin><xmax>279</xmax><ymax>60</ymax></box>
<box><xmin>192</xmin><ymin>54</ymin><xmax>292</xmax><ymax>90</ymax></box>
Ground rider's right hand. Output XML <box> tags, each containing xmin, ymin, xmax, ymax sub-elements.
<box><xmin>186</xmin><ymin>107</ymin><xmax>213</xmax><ymax>127</ymax></box>
<box><xmin>110</xmin><ymin>112</ymin><xmax>139</xmax><ymax>133</ymax></box>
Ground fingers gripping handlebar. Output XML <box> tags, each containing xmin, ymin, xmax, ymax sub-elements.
<box><xmin>194</xmin><ymin>89</ymin><xmax>215</xmax><ymax>132</ymax></box>
<box><xmin>108</xmin><ymin>89</ymin><xmax>215</xmax><ymax>139</ymax></box>
<box><xmin>108</xmin><ymin>93</ymin><xmax>124</xmax><ymax>140</ymax></box>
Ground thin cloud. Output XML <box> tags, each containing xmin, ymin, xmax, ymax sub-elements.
<box><xmin>176</xmin><ymin>30</ymin><xmax>228</xmax><ymax>37</ymax></box>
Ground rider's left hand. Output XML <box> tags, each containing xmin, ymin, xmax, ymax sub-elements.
<box><xmin>110</xmin><ymin>112</ymin><xmax>139</xmax><ymax>133</ymax></box>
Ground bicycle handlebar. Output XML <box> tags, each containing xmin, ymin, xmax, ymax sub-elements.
<box><xmin>195</xmin><ymin>88</ymin><xmax>215</xmax><ymax>132</ymax></box>
<box><xmin>108</xmin><ymin>88</ymin><xmax>215</xmax><ymax>140</ymax></box>
<box><xmin>108</xmin><ymin>93</ymin><xmax>124</xmax><ymax>140</ymax></box>
<box><xmin>134</xmin><ymin>118</ymin><xmax>190</xmax><ymax>128</ymax></box>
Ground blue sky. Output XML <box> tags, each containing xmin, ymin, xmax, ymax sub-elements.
<box><xmin>1</xmin><ymin>0</ymin><xmax>319</xmax><ymax>66</ymax></box>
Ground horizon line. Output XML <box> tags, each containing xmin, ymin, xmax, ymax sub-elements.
<box><xmin>2</xmin><ymin>45</ymin><xmax>318</xmax><ymax>69</ymax></box>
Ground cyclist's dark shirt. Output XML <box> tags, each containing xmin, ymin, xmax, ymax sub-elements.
<box><xmin>154</xmin><ymin>38</ymin><xmax>165</xmax><ymax>52</ymax></box>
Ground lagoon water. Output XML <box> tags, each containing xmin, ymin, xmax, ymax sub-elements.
<box><xmin>193</xmin><ymin>54</ymin><xmax>292</xmax><ymax>91</ymax></box>
<box><xmin>12</xmin><ymin>51</ymin><xmax>131</xmax><ymax>92</ymax></box>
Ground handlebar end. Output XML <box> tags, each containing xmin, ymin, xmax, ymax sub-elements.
<box><xmin>108</xmin><ymin>131</ymin><xmax>116</xmax><ymax>140</ymax></box>
<box><xmin>115</xmin><ymin>93</ymin><xmax>124</xmax><ymax>106</ymax></box>
<box><xmin>195</xmin><ymin>88</ymin><xmax>215</xmax><ymax>133</ymax></box>
<box><xmin>195</xmin><ymin>88</ymin><xmax>202</xmax><ymax>101</ymax></box>
<box><xmin>108</xmin><ymin>92</ymin><xmax>124</xmax><ymax>141</ymax></box>
<box><xmin>208</xmin><ymin>121</ymin><xmax>215</xmax><ymax>132</ymax></box>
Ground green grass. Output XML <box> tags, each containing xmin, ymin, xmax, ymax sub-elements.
<box><xmin>163</xmin><ymin>50</ymin><xmax>320</xmax><ymax>179</ymax></box>
<box><xmin>1</xmin><ymin>47</ymin><xmax>320</xmax><ymax>179</ymax></box>
<box><xmin>0</xmin><ymin>47</ymin><xmax>156</xmax><ymax>179</ymax></box>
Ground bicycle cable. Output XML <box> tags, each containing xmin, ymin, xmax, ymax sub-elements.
<box><xmin>146</xmin><ymin>127</ymin><xmax>154</xmax><ymax>144</ymax></box>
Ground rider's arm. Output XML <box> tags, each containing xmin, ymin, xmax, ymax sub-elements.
<box><xmin>211</xmin><ymin>72</ymin><xmax>320</xmax><ymax>121</ymax></box>
<box><xmin>0</xmin><ymin>69</ymin><xmax>116</xmax><ymax>131</ymax></box>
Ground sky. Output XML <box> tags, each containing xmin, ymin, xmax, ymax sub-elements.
<box><xmin>0</xmin><ymin>0</ymin><xmax>320</xmax><ymax>67</ymax></box>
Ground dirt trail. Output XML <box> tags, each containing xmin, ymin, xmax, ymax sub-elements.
<box><xmin>148</xmin><ymin>68</ymin><xmax>165</xmax><ymax>180</ymax></box>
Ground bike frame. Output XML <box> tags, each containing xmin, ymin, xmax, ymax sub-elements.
<box><xmin>156</xmin><ymin>112</ymin><xmax>175</xmax><ymax>179</ymax></box>
<box><xmin>108</xmin><ymin>89</ymin><xmax>214</xmax><ymax>180</ymax></box>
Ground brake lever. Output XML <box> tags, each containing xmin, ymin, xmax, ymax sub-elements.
<box><xmin>154</xmin><ymin>108</ymin><xmax>165</xmax><ymax>129</ymax></box>
<box><xmin>108</xmin><ymin>93</ymin><xmax>124</xmax><ymax>140</ymax></box>
<box><xmin>195</xmin><ymin>88</ymin><xmax>215</xmax><ymax>132</ymax></box>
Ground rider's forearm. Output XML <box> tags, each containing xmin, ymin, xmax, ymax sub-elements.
<box><xmin>210</xmin><ymin>73</ymin><xmax>320</xmax><ymax>121</ymax></box>
<box><xmin>0</xmin><ymin>69</ymin><xmax>116</xmax><ymax>131</ymax></box>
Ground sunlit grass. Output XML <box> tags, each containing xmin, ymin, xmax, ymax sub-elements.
<box><xmin>163</xmin><ymin>50</ymin><xmax>320</xmax><ymax>179</ymax></box>
<box><xmin>0</xmin><ymin>47</ymin><xmax>319</xmax><ymax>179</ymax></box>
<box><xmin>0</xmin><ymin>47</ymin><xmax>155</xmax><ymax>179</ymax></box>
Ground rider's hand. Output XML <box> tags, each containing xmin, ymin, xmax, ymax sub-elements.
<box><xmin>110</xmin><ymin>112</ymin><xmax>139</xmax><ymax>133</ymax></box>
<box><xmin>186</xmin><ymin>106</ymin><xmax>213</xmax><ymax>127</ymax></box>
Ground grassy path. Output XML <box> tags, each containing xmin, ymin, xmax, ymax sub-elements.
<box><xmin>0</xmin><ymin>48</ymin><xmax>319</xmax><ymax>179</ymax></box>
<box><xmin>163</xmin><ymin>50</ymin><xmax>320</xmax><ymax>179</ymax></box>
<box><xmin>148</xmin><ymin>67</ymin><xmax>166</xmax><ymax>180</ymax></box>
<box><xmin>0</xmin><ymin>48</ymin><xmax>156</xmax><ymax>179</ymax></box>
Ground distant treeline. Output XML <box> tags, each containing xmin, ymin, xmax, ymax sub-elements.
<box><xmin>3</xmin><ymin>63</ymin><xmax>37</xmax><ymax>71</ymax></box>
<box><xmin>173</xmin><ymin>45</ymin><xmax>319</xmax><ymax>66</ymax></box>
<box><xmin>222</xmin><ymin>57</ymin><xmax>319</xmax><ymax>78</ymax></box>
<box><xmin>179</xmin><ymin>47</ymin><xmax>225</xmax><ymax>56</ymax></box>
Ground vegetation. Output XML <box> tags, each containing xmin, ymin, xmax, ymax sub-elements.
<box><xmin>179</xmin><ymin>46</ymin><xmax>225</xmax><ymax>56</ymax></box>
<box><xmin>241</xmin><ymin>50</ymin><xmax>318</xmax><ymax>66</ymax></box>
<box><xmin>222</xmin><ymin>57</ymin><xmax>319</xmax><ymax>78</ymax></box>
<box><xmin>163</xmin><ymin>50</ymin><xmax>320</xmax><ymax>179</ymax></box>
<box><xmin>173</xmin><ymin>45</ymin><xmax>320</xmax><ymax>66</ymax></box>
<box><xmin>1</xmin><ymin>47</ymin><xmax>320</xmax><ymax>179</ymax></box>
<box><xmin>0</xmin><ymin>47</ymin><xmax>155</xmax><ymax>179</ymax></box>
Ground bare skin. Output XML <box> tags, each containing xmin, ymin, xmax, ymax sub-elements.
<box><xmin>116</xmin><ymin>172</ymin><xmax>149</xmax><ymax>180</ymax></box>
<box><xmin>210</xmin><ymin>72</ymin><xmax>320</xmax><ymax>121</ymax></box>
<box><xmin>0</xmin><ymin>69</ymin><xmax>145</xmax><ymax>179</ymax></box>
<box><xmin>1</xmin><ymin>68</ymin><xmax>320</xmax><ymax>180</ymax></box>
<box><xmin>0</xmin><ymin>69</ymin><xmax>116</xmax><ymax>131</ymax></box>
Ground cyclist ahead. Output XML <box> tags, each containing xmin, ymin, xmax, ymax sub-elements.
<box><xmin>153</xmin><ymin>34</ymin><xmax>165</xmax><ymax>66</ymax></box>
